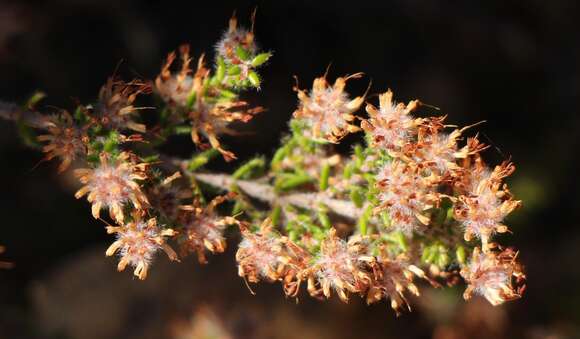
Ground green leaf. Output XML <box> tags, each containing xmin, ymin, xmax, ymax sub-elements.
<box><xmin>349</xmin><ymin>186</ymin><xmax>365</xmax><ymax>208</ymax></box>
<box><xmin>319</xmin><ymin>163</ymin><xmax>330</xmax><ymax>191</ymax></box>
<box><xmin>232</xmin><ymin>157</ymin><xmax>265</xmax><ymax>179</ymax></box>
<box><xmin>274</xmin><ymin>173</ymin><xmax>313</xmax><ymax>192</ymax></box>
<box><xmin>188</xmin><ymin>149</ymin><xmax>219</xmax><ymax>171</ymax></box>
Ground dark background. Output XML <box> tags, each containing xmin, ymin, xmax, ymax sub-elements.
<box><xmin>0</xmin><ymin>1</ymin><xmax>579</xmax><ymax>338</ymax></box>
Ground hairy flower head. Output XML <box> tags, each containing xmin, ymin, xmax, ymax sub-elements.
<box><xmin>362</xmin><ymin>90</ymin><xmax>421</xmax><ymax>155</ymax></box>
<box><xmin>461</xmin><ymin>247</ymin><xmax>525</xmax><ymax>306</ymax></box>
<box><xmin>454</xmin><ymin>161</ymin><xmax>521</xmax><ymax>247</ymax></box>
<box><xmin>38</xmin><ymin>110</ymin><xmax>87</xmax><ymax>172</ymax></box>
<box><xmin>410</xmin><ymin>120</ymin><xmax>486</xmax><ymax>178</ymax></box>
<box><xmin>366</xmin><ymin>254</ymin><xmax>427</xmax><ymax>314</ymax></box>
<box><xmin>106</xmin><ymin>216</ymin><xmax>178</xmax><ymax>280</ymax></box>
<box><xmin>96</xmin><ymin>77</ymin><xmax>150</xmax><ymax>133</ymax></box>
<box><xmin>178</xmin><ymin>194</ymin><xmax>238</xmax><ymax>263</ymax></box>
<box><xmin>307</xmin><ymin>229</ymin><xmax>373</xmax><ymax>302</ymax></box>
<box><xmin>74</xmin><ymin>152</ymin><xmax>149</xmax><ymax>224</ymax></box>
<box><xmin>293</xmin><ymin>73</ymin><xmax>365</xmax><ymax>143</ymax></box>
<box><xmin>375</xmin><ymin>161</ymin><xmax>436</xmax><ymax>234</ymax></box>
<box><xmin>236</xmin><ymin>220</ymin><xmax>289</xmax><ymax>283</ymax></box>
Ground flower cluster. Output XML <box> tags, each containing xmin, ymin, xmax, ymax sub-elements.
<box><xmin>3</xmin><ymin>10</ymin><xmax>526</xmax><ymax>315</ymax></box>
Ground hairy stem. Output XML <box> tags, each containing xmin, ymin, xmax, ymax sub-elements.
<box><xmin>182</xmin><ymin>170</ymin><xmax>369</xmax><ymax>222</ymax></box>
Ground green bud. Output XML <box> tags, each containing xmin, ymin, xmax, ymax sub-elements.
<box><xmin>248</xmin><ymin>71</ymin><xmax>261</xmax><ymax>88</ymax></box>
<box><xmin>227</xmin><ymin>65</ymin><xmax>241</xmax><ymax>76</ymax></box>
<box><xmin>251</xmin><ymin>52</ymin><xmax>272</xmax><ymax>67</ymax></box>
<box><xmin>235</xmin><ymin>45</ymin><xmax>250</xmax><ymax>61</ymax></box>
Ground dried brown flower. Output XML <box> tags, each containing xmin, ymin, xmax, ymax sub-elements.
<box><xmin>178</xmin><ymin>194</ymin><xmax>238</xmax><ymax>264</ymax></box>
<box><xmin>293</xmin><ymin>73</ymin><xmax>365</xmax><ymax>143</ymax></box>
<box><xmin>454</xmin><ymin>161</ymin><xmax>521</xmax><ymax>247</ymax></box>
<box><xmin>306</xmin><ymin>229</ymin><xmax>373</xmax><ymax>302</ymax></box>
<box><xmin>461</xmin><ymin>247</ymin><xmax>525</xmax><ymax>306</ymax></box>
<box><xmin>96</xmin><ymin>77</ymin><xmax>150</xmax><ymax>133</ymax></box>
<box><xmin>361</xmin><ymin>90</ymin><xmax>421</xmax><ymax>155</ymax></box>
<box><xmin>74</xmin><ymin>152</ymin><xmax>149</xmax><ymax>224</ymax></box>
<box><xmin>106</xmin><ymin>215</ymin><xmax>178</xmax><ymax>280</ymax></box>
<box><xmin>366</xmin><ymin>254</ymin><xmax>426</xmax><ymax>314</ymax></box>
<box><xmin>37</xmin><ymin>110</ymin><xmax>87</xmax><ymax>172</ymax></box>
<box><xmin>236</xmin><ymin>219</ymin><xmax>289</xmax><ymax>284</ymax></box>
<box><xmin>375</xmin><ymin>161</ymin><xmax>437</xmax><ymax>234</ymax></box>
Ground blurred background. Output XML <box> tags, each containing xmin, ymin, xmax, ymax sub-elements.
<box><xmin>0</xmin><ymin>1</ymin><xmax>579</xmax><ymax>338</ymax></box>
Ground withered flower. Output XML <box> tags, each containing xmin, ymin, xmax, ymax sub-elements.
<box><xmin>37</xmin><ymin>110</ymin><xmax>87</xmax><ymax>172</ymax></box>
<box><xmin>74</xmin><ymin>152</ymin><xmax>149</xmax><ymax>224</ymax></box>
<box><xmin>293</xmin><ymin>73</ymin><xmax>365</xmax><ymax>143</ymax></box>
<box><xmin>236</xmin><ymin>219</ymin><xmax>288</xmax><ymax>283</ymax></box>
<box><xmin>454</xmin><ymin>161</ymin><xmax>521</xmax><ymax>247</ymax></box>
<box><xmin>461</xmin><ymin>247</ymin><xmax>525</xmax><ymax>306</ymax></box>
<box><xmin>155</xmin><ymin>45</ymin><xmax>262</xmax><ymax>160</ymax></box>
<box><xmin>306</xmin><ymin>229</ymin><xmax>373</xmax><ymax>302</ymax></box>
<box><xmin>411</xmin><ymin>120</ymin><xmax>486</xmax><ymax>178</ymax></box>
<box><xmin>361</xmin><ymin>90</ymin><xmax>421</xmax><ymax>155</ymax></box>
<box><xmin>96</xmin><ymin>77</ymin><xmax>150</xmax><ymax>133</ymax></box>
<box><xmin>106</xmin><ymin>215</ymin><xmax>178</xmax><ymax>280</ymax></box>
<box><xmin>375</xmin><ymin>161</ymin><xmax>437</xmax><ymax>234</ymax></box>
<box><xmin>178</xmin><ymin>194</ymin><xmax>238</xmax><ymax>264</ymax></box>
<box><xmin>366</xmin><ymin>254</ymin><xmax>427</xmax><ymax>314</ymax></box>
